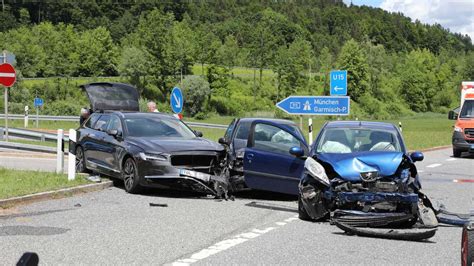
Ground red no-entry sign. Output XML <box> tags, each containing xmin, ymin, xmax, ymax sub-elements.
<box><xmin>0</xmin><ymin>63</ymin><xmax>16</xmax><ymax>87</ymax></box>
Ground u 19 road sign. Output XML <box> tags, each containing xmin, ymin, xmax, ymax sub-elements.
<box><xmin>276</xmin><ymin>96</ymin><xmax>350</xmax><ymax>115</ymax></box>
<box><xmin>170</xmin><ymin>87</ymin><xmax>183</xmax><ymax>114</ymax></box>
<box><xmin>330</xmin><ymin>70</ymin><xmax>347</xmax><ymax>96</ymax></box>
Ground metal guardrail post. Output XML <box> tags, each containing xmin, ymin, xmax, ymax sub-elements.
<box><xmin>67</xmin><ymin>129</ymin><xmax>76</xmax><ymax>181</ymax></box>
<box><xmin>56</xmin><ymin>129</ymin><xmax>64</xmax><ymax>174</ymax></box>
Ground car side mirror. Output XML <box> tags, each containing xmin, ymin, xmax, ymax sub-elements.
<box><xmin>195</xmin><ymin>131</ymin><xmax>203</xmax><ymax>137</ymax></box>
<box><xmin>410</xmin><ymin>151</ymin><xmax>424</xmax><ymax>162</ymax></box>
<box><xmin>448</xmin><ymin>110</ymin><xmax>458</xmax><ymax>120</ymax></box>
<box><xmin>289</xmin><ymin>146</ymin><xmax>304</xmax><ymax>157</ymax></box>
<box><xmin>107</xmin><ymin>129</ymin><xmax>122</xmax><ymax>139</ymax></box>
<box><xmin>218</xmin><ymin>137</ymin><xmax>227</xmax><ymax>145</ymax></box>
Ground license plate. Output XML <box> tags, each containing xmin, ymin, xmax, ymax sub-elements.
<box><xmin>180</xmin><ymin>169</ymin><xmax>211</xmax><ymax>181</ymax></box>
<box><xmin>180</xmin><ymin>169</ymin><xmax>196</xmax><ymax>177</ymax></box>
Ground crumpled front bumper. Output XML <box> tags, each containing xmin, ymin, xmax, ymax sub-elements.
<box><xmin>331</xmin><ymin>209</ymin><xmax>417</xmax><ymax>228</ymax></box>
<box><xmin>326</xmin><ymin>191</ymin><xmax>419</xmax><ymax>204</ymax></box>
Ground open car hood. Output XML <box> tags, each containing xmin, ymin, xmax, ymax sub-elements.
<box><xmin>317</xmin><ymin>152</ymin><xmax>403</xmax><ymax>182</ymax></box>
<box><xmin>81</xmin><ymin>82</ymin><xmax>139</xmax><ymax>112</ymax></box>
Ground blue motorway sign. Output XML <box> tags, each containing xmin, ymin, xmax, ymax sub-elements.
<box><xmin>330</xmin><ymin>70</ymin><xmax>347</xmax><ymax>96</ymax></box>
<box><xmin>276</xmin><ymin>96</ymin><xmax>350</xmax><ymax>115</ymax></box>
<box><xmin>170</xmin><ymin>87</ymin><xmax>183</xmax><ymax>114</ymax></box>
<box><xmin>34</xmin><ymin>97</ymin><xmax>44</xmax><ymax>108</ymax></box>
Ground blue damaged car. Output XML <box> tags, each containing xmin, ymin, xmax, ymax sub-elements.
<box><xmin>296</xmin><ymin>121</ymin><xmax>433</xmax><ymax>229</ymax></box>
<box><xmin>242</xmin><ymin>120</ymin><xmax>436</xmax><ymax>230</ymax></box>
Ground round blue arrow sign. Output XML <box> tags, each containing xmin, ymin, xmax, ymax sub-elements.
<box><xmin>170</xmin><ymin>87</ymin><xmax>183</xmax><ymax>114</ymax></box>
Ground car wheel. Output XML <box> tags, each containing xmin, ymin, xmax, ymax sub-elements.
<box><xmin>453</xmin><ymin>148</ymin><xmax>462</xmax><ymax>158</ymax></box>
<box><xmin>122</xmin><ymin>158</ymin><xmax>141</xmax><ymax>194</ymax></box>
<box><xmin>462</xmin><ymin>225</ymin><xmax>473</xmax><ymax>266</ymax></box>
<box><xmin>75</xmin><ymin>146</ymin><xmax>88</xmax><ymax>173</ymax></box>
<box><xmin>298</xmin><ymin>196</ymin><xmax>314</xmax><ymax>221</ymax></box>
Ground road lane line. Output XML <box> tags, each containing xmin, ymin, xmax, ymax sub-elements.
<box><xmin>446</xmin><ymin>158</ymin><xmax>457</xmax><ymax>161</ymax></box>
<box><xmin>418</xmin><ymin>170</ymin><xmax>424</xmax><ymax>173</ymax></box>
<box><xmin>426</xmin><ymin>163</ymin><xmax>442</xmax><ymax>168</ymax></box>
<box><xmin>171</xmin><ymin>215</ymin><xmax>299</xmax><ymax>265</ymax></box>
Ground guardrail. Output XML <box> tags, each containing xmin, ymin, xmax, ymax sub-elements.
<box><xmin>0</xmin><ymin>114</ymin><xmax>228</xmax><ymax>129</ymax></box>
<box><xmin>0</xmin><ymin>127</ymin><xmax>69</xmax><ymax>142</ymax></box>
<box><xmin>0</xmin><ymin>140</ymin><xmax>57</xmax><ymax>154</ymax></box>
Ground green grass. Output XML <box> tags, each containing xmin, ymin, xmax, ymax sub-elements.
<box><xmin>8</xmin><ymin>139</ymin><xmax>61</xmax><ymax>148</ymax></box>
<box><xmin>0</xmin><ymin>168</ymin><xmax>91</xmax><ymax>200</ymax></box>
<box><xmin>0</xmin><ymin>119</ymin><xmax>78</xmax><ymax>130</ymax></box>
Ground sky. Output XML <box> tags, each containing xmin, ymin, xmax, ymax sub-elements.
<box><xmin>343</xmin><ymin>0</ymin><xmax>474</xmax><ymax>40</ymax></box>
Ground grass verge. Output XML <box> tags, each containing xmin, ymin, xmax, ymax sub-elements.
<box><xmin>0</xmin><ymin>168</ymin><xmax>90</xmax><ymax>200</ymax></box>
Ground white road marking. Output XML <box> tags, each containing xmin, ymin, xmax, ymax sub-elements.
<box><xmin>171</xmin><ymin>215</ymin><xmax>299</xmax><ymax>265</ymax></box>
<box><xmin>0</xmin><ymin>73</ymin><xmax>15</xmax><ymax>78</ymax></box>
<box><xmin>446</xmin><ymin>158</ymin><xmax>457</xmax><ymax>161</ymax></box>
<box><xmin>426</xmin><ymin>163</ymin><xmax>442</xmax><ymax>168</ymax></box>
<box><xmin>418</xmin><ymin>170</ymin><xmax>424</xmax><ymax>173</ymax></box>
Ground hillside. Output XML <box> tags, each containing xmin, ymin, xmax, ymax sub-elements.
<box><xmin>0</xmin><ymin>0</ymin><xmax>473</xmax><ymax>119</ymax></box>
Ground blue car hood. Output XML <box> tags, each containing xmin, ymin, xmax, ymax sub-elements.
<box><xmin>317</xmin><ymin>152</ymin><xmax>403</xmax><ymax>182</ymax></box>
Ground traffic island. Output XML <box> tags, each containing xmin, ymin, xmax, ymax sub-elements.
<box><xmin>0</xmin><ymin>168</ymin><xmax>112</xmax><ymax>208</ymax></box>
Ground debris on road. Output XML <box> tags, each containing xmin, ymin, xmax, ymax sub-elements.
<box><xmin>74</xmin><ymin>203</ymin><xmax>81</xmax><ymax>207</ymax></box>
<box><xmin>86</xmin><ymin>175</ymin><xmax>101</xmax><ymax>183</ymax></box>
<box><xmin>334</xmin><ymin>222</ymin><xmax>437</xmax><ymax>241</ymax></box>
<box><xmin>149</xmin><ymin>203</ymin><xmax>168</xmax><ymax>207</ymax></box>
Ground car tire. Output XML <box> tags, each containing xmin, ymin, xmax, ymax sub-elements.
<box><xmin>453</xmin><ymin>148</ymin><xmax>462</xmax><ymax>158</ymax></box>
<box><xmin>298</xmin><ymin>196</ymin><xmax>314</xmax><ymax>221</ymax></box>
<box><xmin>75</xmin><ymin>146</ymin><xmax>88</xmax><ymax>173</ymax></box>
<box><xmin>462</xmin><ymin>225</ymin><xmax>473</xmax><ymax>266</ymax></box>
<box><xmin>122</xmin><ymin>158</ymin><xmax>142</xmax><ymax>194</ymax></box>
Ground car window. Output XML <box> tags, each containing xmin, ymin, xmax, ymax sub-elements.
<box><xmin>93</xmin><ymin>115</ymin><xmax>110</xmax><ymax>131</ymax></box>
<box><xmin>107</xmin><ymin>115</ymin><xmax>122</xmax><ymax>132</ymax></box>
<box><xmin>235</xmin><ymin>121</ymin><xmax>251</xmax><ymax>140</ymax></box>
<box><xmin>125</xmin><ymin>117</ymin><xmax>196</xmax><ymax>138</ymax></box>
<box><xmin>84</xmin><ymin>114</ymin><xmax>100</xmax><ymax>129</ymax></box>
<box><xmin>252</xmin><ymin>123</ymin><xmax>302</xmax><ymax>155</ymax></box>
<box><xmin>224</xmin><ymin>119</ymin><xmax>236</xmax><ymax>141</ymax></box>
<box><xmin>316</xmin><ymin>128</ymin><xmax>401</xmax><ymax>153</ymax></box>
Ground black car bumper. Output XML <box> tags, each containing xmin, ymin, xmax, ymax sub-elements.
<box><xmin>452</xmin><ymin>131</ymin><xmax>474</xmax><ymax>152</ymax></box>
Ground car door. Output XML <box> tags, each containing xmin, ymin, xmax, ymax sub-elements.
<box><xmin>101</xmin><ymin>115</ymin><xmax>125</xmax><ymax>177</ymax></box>
<box><xmin>243</xmin><ymin>120</ymin><xmax>308</xmax><ymax>195</ymax></box>
<box><xmin>86</xmin><ymin>114</ymin><xmax>111</xmax><ymax>171</ymax></box>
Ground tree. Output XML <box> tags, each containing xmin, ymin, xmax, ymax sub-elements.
<box><xmin>399</xmin><ymin>49</ymin><xmax>438</xmax><ymax>112</ymax></box>
<box><xmin>181</xmin><ymin>75</ymin><xmax>211</xmax><ymax>116</ymax></box>
<box><xmin>118</xmin><ymin>46</ymin><xmax>152</xmax><ymax>93</ymax></box>
<box><xmin>167</xmin><ymin>19</ymin><xmax>197</xmax><ymax>84</ymax></box>
<box><xmin>318</xmin><ymin>47</ymin><xmax>333</xmax><ymax>95</ymax></box>
<box><xmin>336</xmin><ymin>39</ymin><xmax>369</xmax><ymax>101</ymax></box>
<box><xmin>217</xmin><ymin>35</ymin><xmax>239</xmax><ymax>71</ymax></box>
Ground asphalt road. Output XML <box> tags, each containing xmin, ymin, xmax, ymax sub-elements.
<box><xmin>0</xmin><ymin>148</ymin><xmax>472</xmax><ymax>265</ymax></box>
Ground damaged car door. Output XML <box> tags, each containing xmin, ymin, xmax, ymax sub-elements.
<box><xmin>243</xmin><ymin>120</ymin><xmax>308</xmax><ymax>195</ymax></box>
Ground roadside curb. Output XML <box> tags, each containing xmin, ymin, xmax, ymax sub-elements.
<box><xmin>417</xmin><ymin>145</ymin><xmax>451</xmax><ymax>153</ymax></box>
<box><xmin>0</xmin><ymin>180</ymin><xmax>113</xmax><ymax>208</ymax></box>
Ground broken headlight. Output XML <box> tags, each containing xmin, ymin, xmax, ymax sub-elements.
<box><xmin>304</xmin><ymin>157</ymin><xmax>330</xmax><ymax>187</ymax></box>
<box><xmin>139</xmin><ymin>152</ymin><xmax>168</xmax><ymax>161</ymax></box>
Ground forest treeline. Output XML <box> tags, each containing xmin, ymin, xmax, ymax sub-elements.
<box><xmin>0</xmin><ymin>0</ymin><xmax>473</xmax><ymax>118</ymax></box>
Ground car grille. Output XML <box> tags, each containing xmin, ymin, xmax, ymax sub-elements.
<box><xmin>465</xmin><ymin>128</ymin><xmax>474</xmax><ymax>138</ymax></box>
<box><xmin>171</xmin><ymin>155</ymin><xmax>217</xmax><ymax>173</ymax></box>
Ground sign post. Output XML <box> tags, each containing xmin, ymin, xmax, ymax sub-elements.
<box><xmin>34</xmin><ymin>97</ymin><xmax>43</xmax><ymax>128</ymax></box>
<box><xmin>0</xmin><ymin>56</ymin><xmax>17</xmax><ymax>141</ymax></box>
<box><xmin>330</xmin><ymin>70</ymin><xmax>348</xmax><ymax>96</ymax></box>
<box><xmin>170</xmin><ymin>87</ymin><xmax>183</xmax><ymax>114</ymax></box>
<box><xmin>276</xmin><ymin>96</ymin><xmax>350</xmax><ymax>116</ymax></box>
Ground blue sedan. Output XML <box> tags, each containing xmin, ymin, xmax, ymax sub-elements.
<box><xmin>242</xmin><ymin>120</ymin><xmax>434</xmax><ymax>229</ymax></box>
